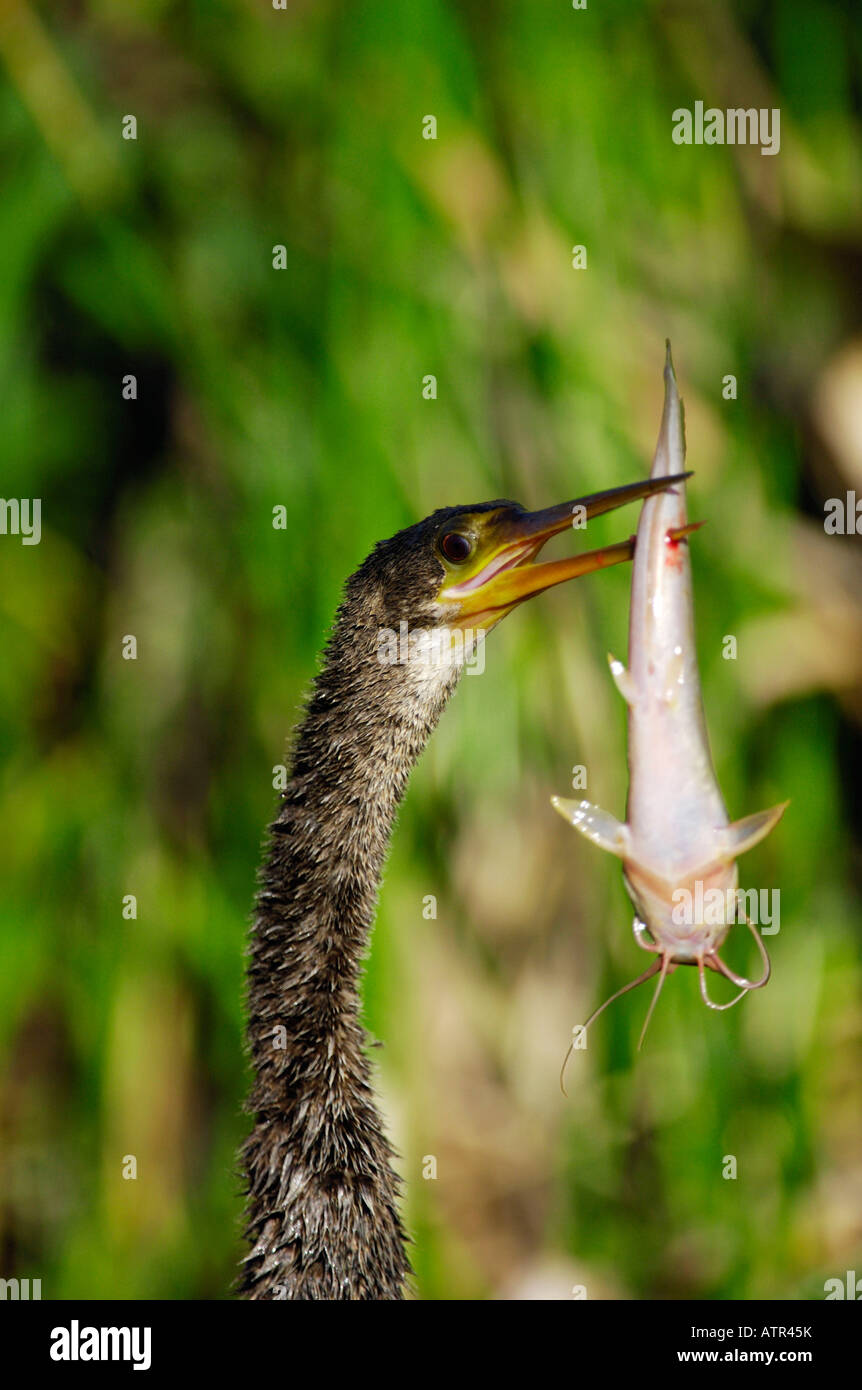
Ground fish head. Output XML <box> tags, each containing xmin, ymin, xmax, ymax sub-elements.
<box><xmin>623</xmin><ymin>855</ymin><xmax>740</xmax><ymax>963</ymax></box>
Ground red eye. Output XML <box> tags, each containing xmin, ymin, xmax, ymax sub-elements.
<box><xmin>440</xmin><ymin>531</ymin><xmax>473</xmax><ymax>563</ymax></box>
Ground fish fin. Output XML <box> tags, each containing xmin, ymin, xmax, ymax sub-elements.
<box><xmin>718</xmin><ymin>801</ymin><xmax>789</xmax><ymax>859</ymax></box>
<box><xmin>551</xmin><ymin>796</ymin><xmax>630</xmax><ymax>857</ymax></box>
<box><xmin>607</xmin><ymin>653</ymin><xmax>638</xmax><ymax>705</ymax></box>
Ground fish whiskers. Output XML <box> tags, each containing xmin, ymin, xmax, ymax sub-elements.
<box><xmin>559</xmin><ymin>908</ymin><xmax>772</xmax><ymax>1091</ymax></box>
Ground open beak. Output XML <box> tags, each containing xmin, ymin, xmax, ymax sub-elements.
<box><xmin>443</xmin><ymin>473</ymin><xmax>691</xmax><ymax>627</ymax></box>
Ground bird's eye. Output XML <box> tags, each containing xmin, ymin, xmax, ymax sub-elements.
<box><xmin>439</xmin><ymin>531</ymin><xmax>474</xmax><ymax>564</ymax></box>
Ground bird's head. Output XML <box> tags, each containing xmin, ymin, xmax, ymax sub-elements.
<box><xmin>355</xmin><ymin>474</ymin><xmax>689</xmax><ymax>644</ymax></box>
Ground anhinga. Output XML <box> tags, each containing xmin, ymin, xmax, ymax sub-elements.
<box><xmin>238</xmin><ymin>472</ymin><xmax>686</xmax><ymax>1300</ymax></box>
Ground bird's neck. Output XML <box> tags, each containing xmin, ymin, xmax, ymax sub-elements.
<box><xmin>240</xmin><ymin>607</ymin><xmax>462</xmax><ymax>1299</ymax></box>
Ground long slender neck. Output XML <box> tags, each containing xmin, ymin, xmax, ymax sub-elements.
<box><xmin>239</xmin><ymin>594</ymin><xmax>461</xmax><ymax>1299</ymax></box>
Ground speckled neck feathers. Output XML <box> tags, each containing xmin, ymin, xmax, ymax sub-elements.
<box><xmin>238</xmin><ymin>570</ymin><xmax>462</xmax><ymax>1299</ymax></box>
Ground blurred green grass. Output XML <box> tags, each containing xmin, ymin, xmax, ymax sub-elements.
<box><xmin>0</xmin><ymin>0</ymin><xmax>861</xmax><ymax>1300</ymax></box>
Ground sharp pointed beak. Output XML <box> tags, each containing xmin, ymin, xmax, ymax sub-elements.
<box><xmin>442</xmin><ymin>472</ymin><xmax>691</xmax><ymax>626</ymax></box>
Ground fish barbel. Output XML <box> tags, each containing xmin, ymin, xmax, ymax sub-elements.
<box><xmin>553</xmin><ymin>343</ymin><xmax>787</xmax><ymax>1051</ymax></box>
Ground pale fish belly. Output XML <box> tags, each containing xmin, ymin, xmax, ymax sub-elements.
<box><xmin>625</xmin><ymin>629</ymin><xmax>729</xmax><ymax>879</ymax></box>
<box><xmin>623</xmin><ymin>392</ymin><xmax>726</xmax><ymax>878</ymax></box>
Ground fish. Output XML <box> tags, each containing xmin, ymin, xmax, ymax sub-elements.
<box><xmin>553</xmin><ymin>343</ymin><xmax>788</xmax><ymax>1058</ymax></box>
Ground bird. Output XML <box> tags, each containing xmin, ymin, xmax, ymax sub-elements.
<box><xmin>237</xmin><ymin>473</ymin><xmax>687</xmax><ymax>1300</ymax></box>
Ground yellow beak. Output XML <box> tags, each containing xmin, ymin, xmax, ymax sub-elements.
<box><xmin>442</xmin><ymin>473</ymin><xmax>690</xmax><ymax>627</ymax></box>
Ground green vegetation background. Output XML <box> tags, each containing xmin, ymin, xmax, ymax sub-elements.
<box><xmin>1</xmin><ymin>0</ymin><xmax>861</xmax><ymax>1300</ymax></box>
